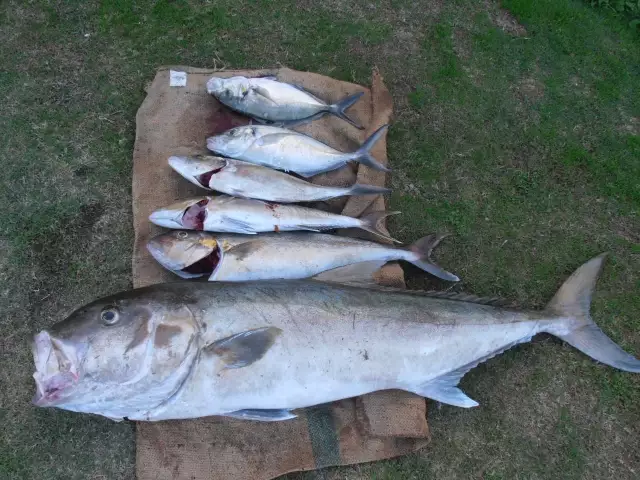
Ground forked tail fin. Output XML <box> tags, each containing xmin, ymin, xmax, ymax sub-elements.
<box><xmin>406</xmin><ymin>234</ymin><xmax>459</xmax><ymax>282</ymax></box>
<box><xmin>351</xmin><ymin>125</ymin><xmax>391</xmax><ymax>173</ymax></box>
<box><xmin>328</xmin><ymin>91</ymin><xmax>365</xmax><ymax>129</ymax></box>
<box><xmin>346</xmin><ymin>184</ymin><xmax>391</xmax><ymax>196</ymax></box>
<box><xmin>546</xmin><ymin>253</ymin><xmax>640</xmax><ymax>373</ymax></box>
<box><xmin>358</xmin><ymin>211</ymin><xmax>401</xmax><ymax>243</ymax></box>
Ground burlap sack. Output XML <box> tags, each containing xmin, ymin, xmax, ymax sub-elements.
<box><xmin>132</xmin><ymin>67</ymin><xmax>429</xmax><ymax>480</ymax></box>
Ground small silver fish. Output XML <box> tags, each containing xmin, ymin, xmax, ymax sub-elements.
<box><xmin>206</xmin><ymin>124</ymin><xmax>390</xmax><ymax>177</ymax></box>
<box><xmin>207</xmin><ymin>75</ymin><xmax>364</xmax><ymax>128</ymax></box>
<box><xmin>32</xmin><ymin>254</ymin><xmax>640</xmax><ymax>422</ymax></box>
<box><xmin>146</xmin><ymin>231</ymin><xmax>459</xmax><ymax>282</ymax></box>
<box><xmin>149</xmin><ymin>195</ymin><xmax>399</xmax><ymax>242</ymax></box>
<box><xmin>168</xmin><ymin>155</ymin><xmax>390</xmax><ymax>202</ymax></box>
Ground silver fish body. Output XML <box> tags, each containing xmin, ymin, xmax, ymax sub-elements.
<box><xmin>146</xmin><ymin>231</ymin><xmax>459</xmax><ymax>282</ymax></box>
<box><xmin>31</xmin><ymin>255</ymin><xmax>640</xmax><ymax>421</ymax></box>
<box><xmin>206</xmin><ymin>124</ymin><xmax>389</xmax><ymax>177</ymax></box>
<box><xmin>168</xmin><ymin>155</ymin><xmax>390</xmax><ymax>202</ymax></box>
<box><xmin>148</xmin><ymin>195</ymin><xmax>398</xmax><ymax>242</ymax></box>
<box><xmin>207</xmin><ymin>75</ymin><xmax>364</xmax><ymax>128</ymax></box>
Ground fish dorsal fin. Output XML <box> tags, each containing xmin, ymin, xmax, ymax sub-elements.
<box><xmin>329</xmin><ymin>284</ymin><xmax>508</xmax><ymax>306</ymax></box>
<box><xmin>311</xmin><ymin>260</ymin><xmax>386</xmax><ymax>286</ymax></box>
<box><xmin>416</xmin><ymin>291</ymin><xmax>507</xmax><ymax>306</ymax></box>
<box><xmin>205</xmin><ymin>327</ymin><xmax>282</xmax><ymax>369</ymax></box>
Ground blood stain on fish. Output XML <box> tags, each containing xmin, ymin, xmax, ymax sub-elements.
<box><xmin>265</xmin><ymin>202</ymin><xmax>281</xmax><ymax>218</ymax></box>
<box><xmin>182</xmin><ymin>199</ymin><xmax>208</xmax><ymax>230</ymax></box>
<box><xmin>154</xmin><ymin>325</ymin><xmax>184</xmax><ymax>348</ymax></box>
<box><xmin>197</xmin><ymin>168</ymin><xmax>223</xmax><ymax>188</ymax></box>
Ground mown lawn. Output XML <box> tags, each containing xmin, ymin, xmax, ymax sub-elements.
<box><xmin>1</xmin><ymin>1</ymin><xmax>638</xmax><ymax>479</ymax></box>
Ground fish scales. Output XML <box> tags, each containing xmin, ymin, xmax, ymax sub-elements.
<box><xmin>31</xmin><ymin>255</ymin><xmax>640</xmax><ymax>422</ymax></box>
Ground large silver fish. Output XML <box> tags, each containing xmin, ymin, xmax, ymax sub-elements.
<box><xmin>32</xmin><ymin>254</ymin><xmax>640</xmax><ymax>421</ymax></box>
<box><xmin>149</xmin><ymin>195</ymin><xmax>398</xmax><ymax>242</ymax></box>
<box><xmin>207</xmin><ymin>75</ymin><xmax>364</xmax><ymax>128</ymax></box>
<box><xmin>206</xmin><ymin>124</ymin><xmax>389</xmax><ymax>177</ymax></box>
<box><xmin>168</xmin><ymin>155</ymin><xmax>390</xmax><ymax>202</ymax></box>
<box><xmin>146</xmin><ymin>231</ymin><xmax>459</xmax><ymax>282</ymax></box>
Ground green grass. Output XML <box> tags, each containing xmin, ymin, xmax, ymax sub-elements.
<box><xmin>1</xmin><ymin>0</ymin><xmax>639</xmax><ymax>479</ymax></box>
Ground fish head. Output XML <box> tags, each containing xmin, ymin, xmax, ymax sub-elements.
<box><xmin>206</xmin><ymin>75</ymin><xmax>250</xmax><ymax>101</ymax></box>
<box><xmin>32</xmin><ymin>288</ymin><xmax>201</xmax><ymax>414</ymax></box>
<box><xmin>168</xmin><ymin>155</ymin><xmax>228</xmax><ymax>189</ymax></box>
<box><xmin>206</xmin><ymin>126</ymin><xmax>257</xmax><ymax>158</ymax></box>
<box><xmin>149</xmin><ymin>197</ymin><xmax>211</xmax><ymax>230</ymax></box>
<box><xmin>147</xmin><ymin>230</ymin><xmax>221</xmax><ymax>279</ymax></box>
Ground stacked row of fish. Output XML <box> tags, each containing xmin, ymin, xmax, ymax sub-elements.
<box><xmin>147</xmin><ymin>75</ymin><xmax>459</xmax><ymax>283</ymax></box>
<box><xmin>31</xmin><ymin>74</ymin><xmax>640</xmax><ymax>424</ymax></box>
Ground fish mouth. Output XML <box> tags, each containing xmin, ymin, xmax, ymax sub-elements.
<box><xmin>181</xmin><ymin>247</ymin><xmax>222</xmax><ymax>278</ymax></box>
<box><xmin>181</xmin><ymin>199</ymin><xmax>209</xmax><ymax>230</ymax></box>
<box><xmin>206</xmin><ymin>136</ymin><xmax>224</xmax><ymax>154</ymax></box>
<box><xmin>195</xmin><ymin>168</ymin><xmax>223</xmax><ymax>189</ymax></box>
<box><xmin>149</xmin><ymin>198</ymin><xmax>209</xmax><ymax>230</ymax></box>
<box><xmin>147</xmin><ymin>232</ymin><xmax>222</xmax><ymax>279</ymax></box>
<box><xmin>206</xmin><ymin>77</ymin><xmax>226</xmax><ymax>95</ymax></box>
<box><xmin>32</xmin><ymin>331</ymin><xmax>84</xmax><ymax>407</ymax></box>
<box><xmin>167</xmin><ymin>156</ymin><xmax>226</xmax><ymax>190</ymax></box>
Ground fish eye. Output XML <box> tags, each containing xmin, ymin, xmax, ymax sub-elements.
<box><xmin>100</xmin><ymin>307</ymin><xmax>120</xmax><ymax>326</ymax></box>
<box><xmin>178</xmin><ymin>231</ymin><xmax>188</xmax><ymax>239</ymax></box>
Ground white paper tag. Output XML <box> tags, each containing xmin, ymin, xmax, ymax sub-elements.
<box><xmin>170</xmin><ymin>70</ymin><xmax>187</xmax><ymax>87</ymax></box>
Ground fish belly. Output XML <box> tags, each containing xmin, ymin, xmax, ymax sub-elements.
<box><xmin>241</xmin><ymin>139</ymin><xmax>343</xmax><ymax>175</ymax></box>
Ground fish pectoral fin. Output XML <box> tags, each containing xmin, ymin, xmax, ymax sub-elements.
<box><xmin>222</xmin><ymin>408</ymin><xmax>297</xmax><ymax>422</ymax></box>
<box><xmin>311</xmin><ymin>260</ymin><xmax>386</xmax><ymax>286</ymax></box>
<box><xmin>411</xmin><ymin>380</ymin><xmax>479</xmax><ymax>408</ymax></box>
<box><xmin>225</xmin><ymin>240</ymin><xmax>267</xmax><ymax>260</ymax></box>
<box><xmin>205</xmin><ymin>327</ymin><xmax>282</xmax><ymax>369</ymax></box>
<box><xmin>255</xmin><ymin>133</ymin><xmax>293</xmax><ymax>147</ymax></box>
<box><xmin>252</xmin><ymin>86</ymin><xmax>279</xmax><ymax>106</ymax></box>
<box><xmin>220</xmin><ymin>216</ymin><xmax>258</xmax><ymax>234</ymax></box>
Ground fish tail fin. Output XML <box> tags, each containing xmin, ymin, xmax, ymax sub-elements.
<box><xmin>406</xmin><ymin>234</ymin><xmax>459</xmax><ymax>282</ymax></box>
<box><xmin>329</xmin><ymin>92</ymin><xmax>365</xmax><ymax>129</ymax></box>
<box><xmin>346</xmin><ymin>184</ymin><xmax>391</xmax><ymax>196</ymax></box>
<box><xmin>358</xmin><ymin>211</ymin><xmax>401</xmax><ymax>243</ymax></box>
<box><xmin>545</xmin><ymin>253</ymin><xmax>640</xmax><ymax>373</ymax></box>
<box><xmin>351</xmin><ymin>125</ymin><xmax>391</xmax><ymax>173</ymax></box>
